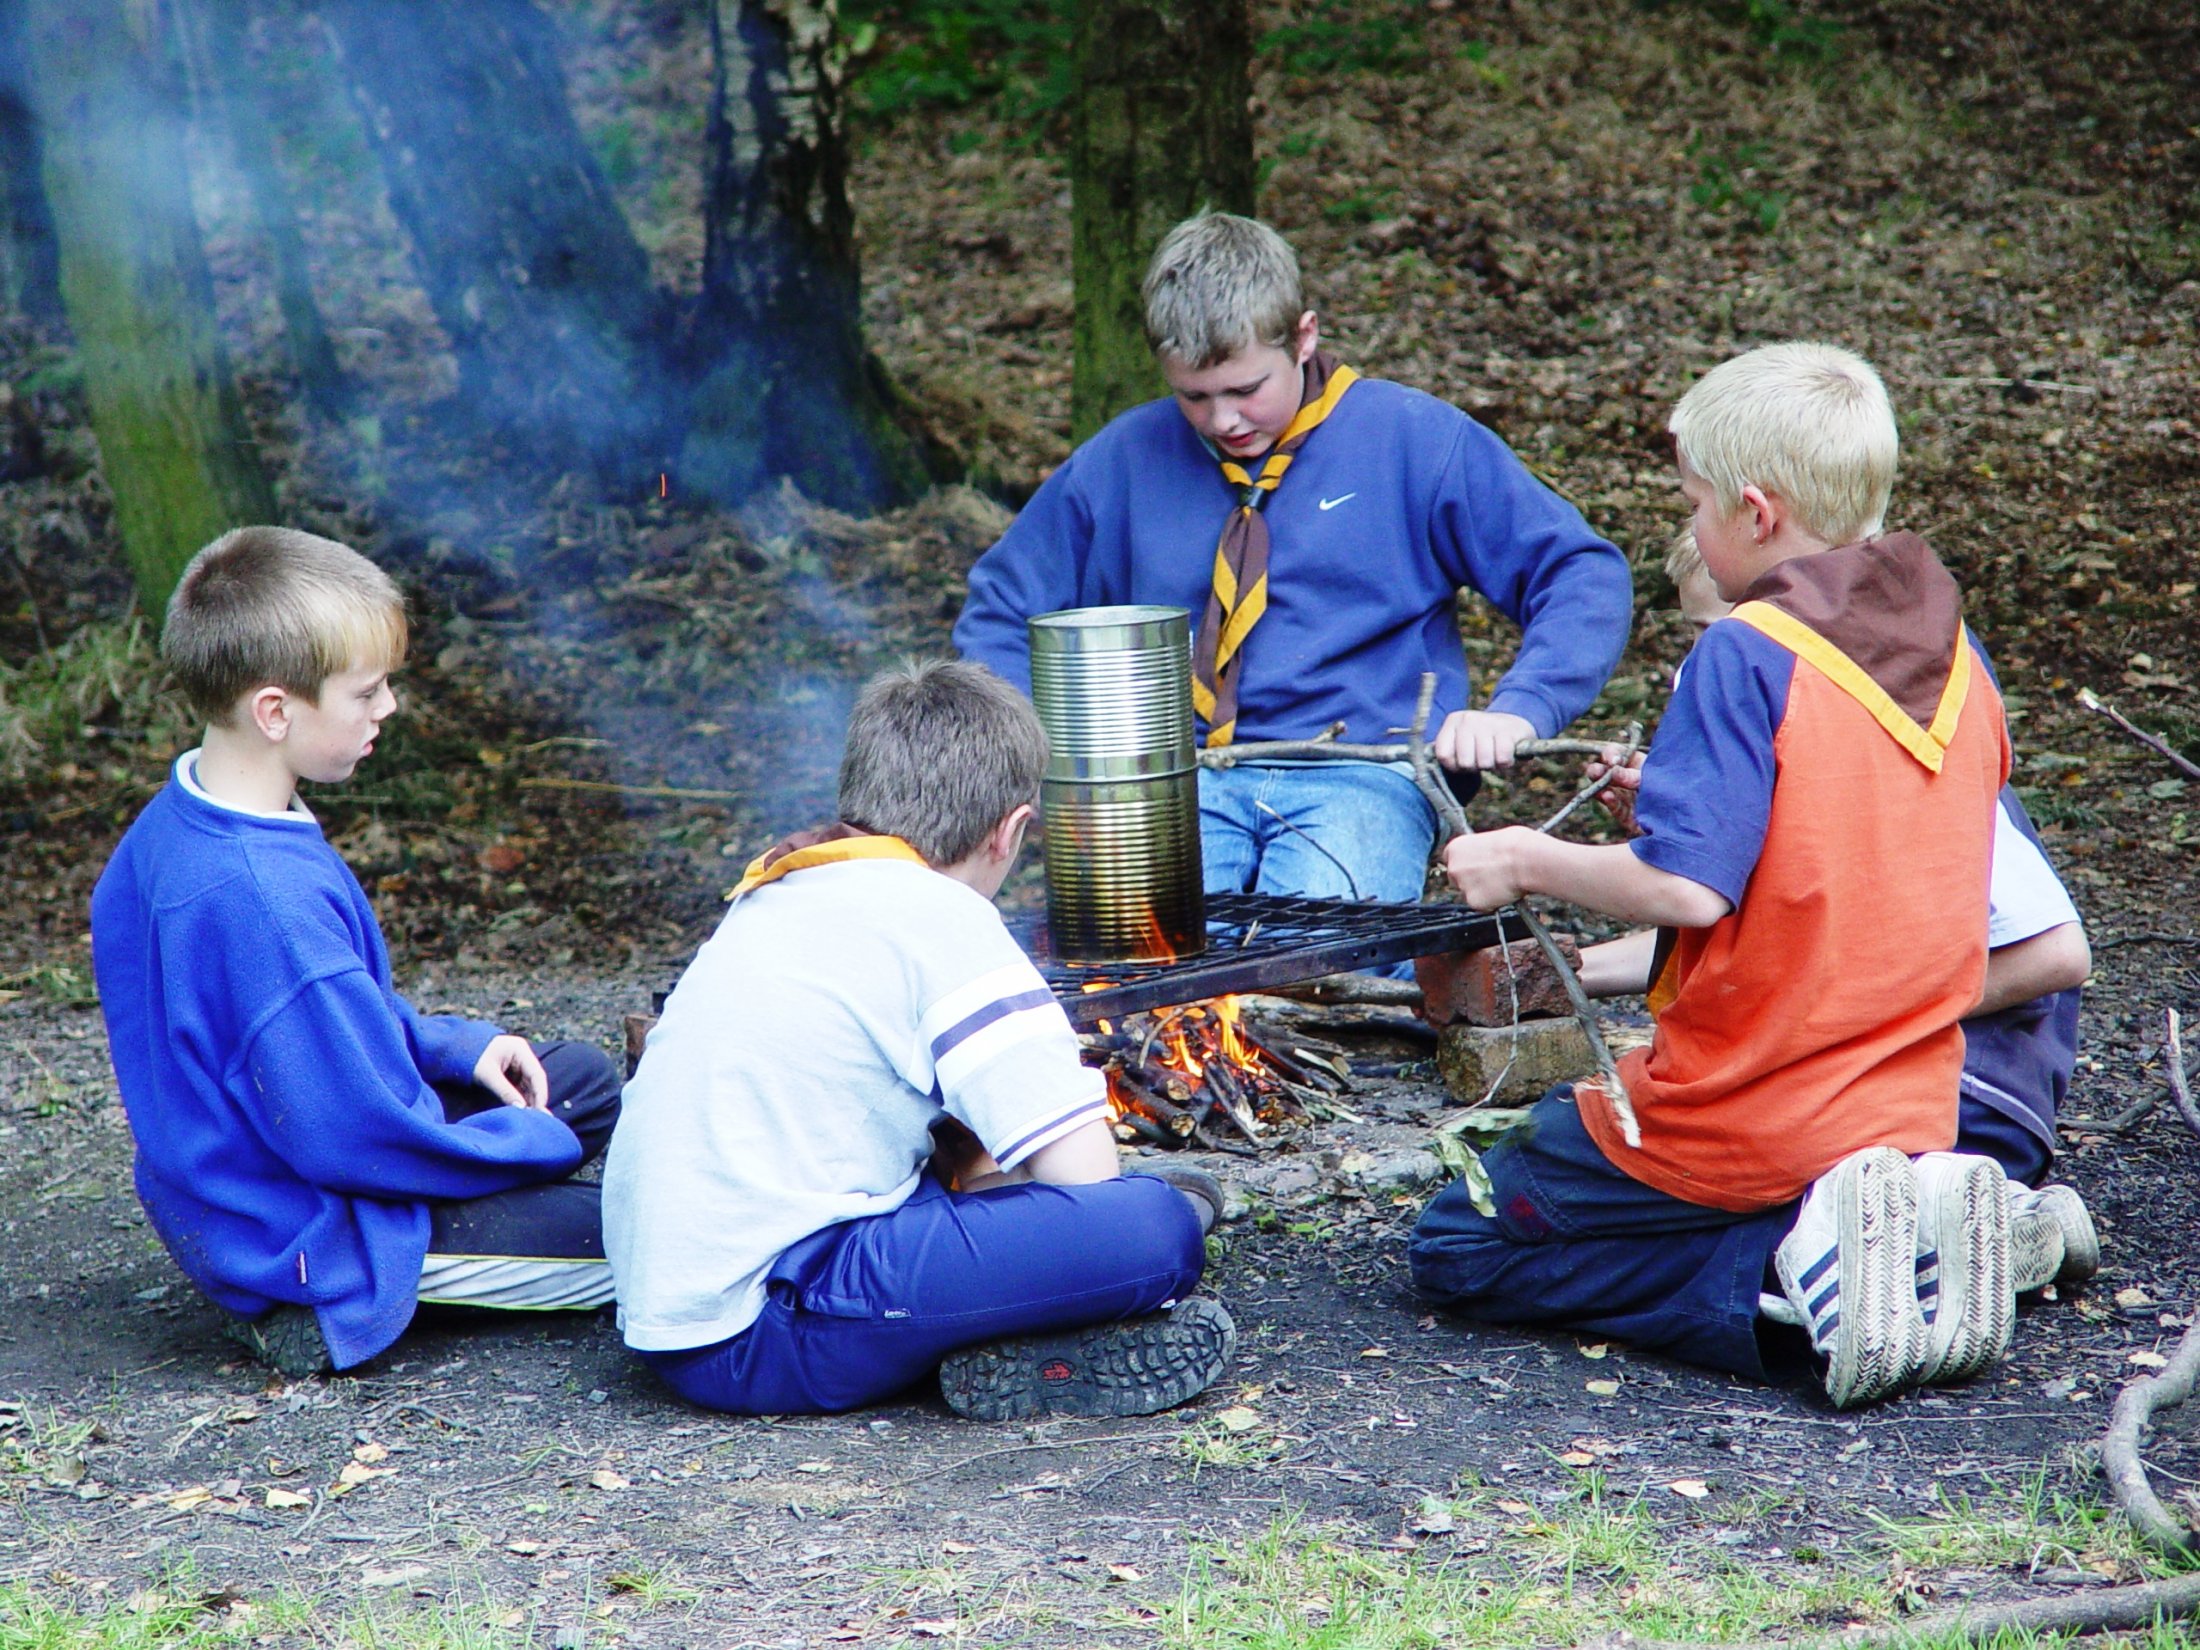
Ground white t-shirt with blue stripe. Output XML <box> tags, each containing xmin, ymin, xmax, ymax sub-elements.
<box><xmin>602</xmin><ymin>858</ymin><xmax>1107</xmax><ymax>1352</ymax></box>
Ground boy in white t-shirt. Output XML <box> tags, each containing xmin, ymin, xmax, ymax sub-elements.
<box><xmin>603</xmin><ymin>660</ymin><xmax>1232</xmax><ymax>1420</ymax></box>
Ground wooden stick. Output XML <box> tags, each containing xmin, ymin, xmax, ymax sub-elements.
<box><xmin>1536</xmin><ymin>722</ymin><xmax>1641</xmax><ymax>835</ymax></box>
<box><xmin>2167</xmin><ymin>1008</ymin><xmax>2200</xmax><ymax>1143</ymax></box>
<box><xmin>1200</xmin><ymin>735</ymin><xmax>1627</xmax><ymax>769</ymax></box>
<box><xmin>2079</xmin><ymin>688</ymin><xmax>2200</xmax><ymax>781</ymax></box>
<box><xmin>516</xmin><ymin>776</ymin><xmax>743</xmax><ymax>802</ymax></box>
<box><xmin>2099</xmin><ymin>1310</ymin><xmax>2200</xmax><ymax>1556</ymax></box>
<box><xmin>1406</xmin><ymin>673</ymin><xmax>1471</xmax><ymax>842</ymax></box>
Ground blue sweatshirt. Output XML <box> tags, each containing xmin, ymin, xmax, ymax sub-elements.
<box><xmin>953</xmin><ymin>379</ymin><xmax>1633</xmax><ymax>743</ymax></box>
<box><xmin>90</xmin><ymin>755</ymin><xmax>582</xmax><ymax>1369</ymax></box>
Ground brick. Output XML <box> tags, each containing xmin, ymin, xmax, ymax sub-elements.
<box><xmin>1415</xmin><ymin>935</ymin><xmax>1581</xmax><ymax>1027</ymax></box>
<box><xmin>1434</xmin><ymin>1018</ymin><xmax>1595</xmax><ymax>1106</ymax></box>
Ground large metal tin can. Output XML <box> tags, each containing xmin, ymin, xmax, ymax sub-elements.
<box><xmin>1028</xmin><ymin>606</ymin><xmax>1206</xmax><ymax>963</ymax></box>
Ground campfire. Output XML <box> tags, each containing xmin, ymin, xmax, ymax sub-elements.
<box><xmin>1081</xmin><ymin>996</ymin><xmax>1352</xmax><ymax>1155</ymax></box>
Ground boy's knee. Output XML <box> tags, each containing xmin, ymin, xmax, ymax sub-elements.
<box><xmin>1097</xmin><ymin>1175</ymin><xmax>1206</xmax><ymax>1280</ymax></box>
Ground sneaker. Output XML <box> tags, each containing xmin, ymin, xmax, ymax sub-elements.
<box><xmin>2010</xmin><ymin>1183</ymin><xmax>2099</xmax><ymax>1292</ymax></box>
<box><xmin>937</xmin><ymin>1298</ymin><xmax>1236</xmax><ymax>1422</ymax></box>
<box><xmin>1125</xmin><ymin>1163</ymin><xmax>1226</xmax><ymax>1236</ymax></box>
<box><xmin>1912</xmin><ymin>1153</ymin><xmax>2014</xmax><ymax>1384</ymax></box>
<box><xmin>1773</xmin><ymin>1147</ymin><xmax>1926</xmax><ymax>1409</ymax></box>
<box><xmin>222</xmin><ymin>1304</ymin><xmax>332</xmax><ymax>1378</ymax></box>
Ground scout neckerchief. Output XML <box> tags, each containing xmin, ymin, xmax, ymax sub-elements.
<box><xmin>1728</xmin><ymin>601</ymin><xmax>1973</xmax><ymax>774</ymax></box>
<box><xmin>727</xmin><ymin>822</ymin><xmax>926</xmax><ymax>900</ymax></box>
<box><xmin>1190</xmin><ymin>352</ymin><xmax>1359</xmax><ymax>747</ymax></box>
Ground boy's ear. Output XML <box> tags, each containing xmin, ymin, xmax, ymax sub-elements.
<box><xmin>993</xmin><ymin>802</ymin><xmax>1035</xmax><ymax>859</ymax></box>
<box><xmin>1739</xmin><ymin>483</ymin><xmax>1780</xmax><ymax>543</ymax></box>
<box><xmin>1292</xmin><ymin>310</ymin><xmax>1320</xmax><ymax>365</ymax></box>
<box><xmin>246</xmin><ymin>684</ymin><xmax>294</xmax><ymax>743</ymax></box>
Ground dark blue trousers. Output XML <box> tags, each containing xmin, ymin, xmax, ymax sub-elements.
<box><xmin>1409</xmin><ymin>1084</ymin><xmax>2052</xmax><ymax>1380</ymax></box>
<box><xmin>1409</xmin><ymin>1086</ymin><xmax>1795</xmax><ymax>1378</ymax></box>
<box><xmin>643</xmin><ymin>1173</ymin><xmax>1205</xmax><ymax>1415</ymax></box>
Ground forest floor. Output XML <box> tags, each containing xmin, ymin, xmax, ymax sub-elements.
<box><xmin>2</xmin><ymin>0</ymin><xmax>2198</xmax><ymax>1644</ymax></box>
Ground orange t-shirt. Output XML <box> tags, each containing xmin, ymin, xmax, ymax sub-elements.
<box><xmin>1577</xmin><ymin>537</ymin><xmax>2011</xmax><ymax>1211</ymax></box>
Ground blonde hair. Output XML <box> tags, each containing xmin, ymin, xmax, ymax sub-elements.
<box><xmin>1663</xmin><ymin>526</ymin><xmax>1704</xmax><ymax>588</ymax></box>
<box><xmin>838</xmin><ymin>659</ymin><xmax>1048</xmax><ymax>867</ymax></box>
<box><xmin>1668</xmin><ymin>342</ymin><xmax>1897</xmax><ymax>546</ymax></box>
<box><xmin>1142</xmin><ymin>212</ymin><xmax>1305</xmax><ymax>369</ymax></box>
<box><xmin>163</xmin><ymin>527</ymin><xmax>408</xmax><ymax>723</ymax></box>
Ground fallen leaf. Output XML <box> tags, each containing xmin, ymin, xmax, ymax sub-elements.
<box><xmin>1495</xmin><ymin>1498</ymin><xmax>1532</xmax><ymax>1515</ymax></box>
<box><xmin>794</xmin><ymin>1460</ymin><xmax>833</xmax><ymax>1475</ymax></box>
<box><xmin>351</xmin><ymin>1442</ymin><xmax>389</xmax><ymax>1464</ymax></box>
<box><xmin>1410</xmin><ymin>1497</ymin><xmax>1456</xmax><ymax>1535</ymax></box>
<box><xmin>1215</xmin><ymin>1406</ymin><xmax>1262</xmax><ymax>1434</ymax></box>
<box><xmin>1578</xmin><ymin>1343</ymin><xmax>1609</xmax><ymax>1360</ymax></box>
<box><xmin>336</xmin><ymin>1462</ymin><xmax>393</xmax><ymax>1487</ymax></box>
<box><xmin>1668</xmin><ymin>1479</ymin><xmax>1711</xmax><ymax>1499</ymax></box>
<box><xmin>359</xmin><ymin>1565</ymin><xmax>429</xmax><ymax>1587</ymax></box>
<box><xmin>589</xmin><ymin>1468</ymin><xmax>630</xmax><ymax>1492</ymax></box>
<box><xmin>941</xmin><ymin>1539</ymin><xmax>977</xmax><ymax>1554</ymax></box>
<box><xmin>2129</xmin><ymin>1351</ymin><xmax>2170</xmax><ymax>1369</ymax></box>
<box><xmin>264</xmin><ymin>1487</ymin><xmax>311</xmax><ymax>1509</ymax></box>
<box><xmin>908</xmin><ymin>1621</ymin><xmax>956</xmax><ymax>1638</ymax></box>
<box><xmin>166</xmin><ymin>1486</ymin><xmax>212</xmax><ymax>1511</ymax></box>
<box><xmin>2116</xmin><ymin>1287</ymin><xmax>2154</xmax><ymax>1309</ymax></box>
<box><xmin>505</xmin><ymin>1540</ymin><xmax>544</xmax><ymax>1556</ymax></box>
<box><xmin>45</xmin><ymin>1455</ymin><xmax>86</xmax><ymax>1487</ymax></box>
<box><xmin>1359</xmin><ymin>1347</ymin><xmax>1390</xmax><ymax>1359</ymax></box>
<box><xmin>222</xmin><ymin>1407</ymin><xmax>259</xmax><ymax>1425</ymax></box>
<box><xmin>1558</xmin><ymin>1450</ymin><xmax>1597</xmax><ymax>1467</ymax></box>
<box><xmin>1585</xmin><ymin>1379</ymin><xmax>1620</xmax><ymax>1396</ymax></box>
<box><xmin>1107</xmin><ymin>1564</ymin><xmax>1142</xmax><ymax>1583</ymax></box>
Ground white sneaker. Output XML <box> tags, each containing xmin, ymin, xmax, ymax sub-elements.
<box><xmin>1774</xmin><ymin>1147</ymin><xmax>1927</xmax><ymax>1409</ymax></box>
<box><xmin>1913</xmin><ymin>1152</ymin><xmax>2014</xmax><ymax>1384</ymax></box>
<box><xmin>2010</xmin><ymin>1183</ymin><xmax>2099</xmax><ymax>1292</ymax></box>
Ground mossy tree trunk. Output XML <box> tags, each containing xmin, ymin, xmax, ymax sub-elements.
<box><xmin>1069</xmin><ymin>0</ymin><xmax>1256</xmax><ymax>441</ymax></box>
<box><xmin>0</xmin><ymin>0</ymin><xmax>61</xmax><ymax>325</ymax></box>
<box><xmin>175</xmin><ymin>0</ymin><xmax>349</xmax><ymax>417</ymax></box>
<box><xmin>685</xmin><ymin>0</ymin><xmax>935</xmax><ymax>512</ymax></box>
<box><xmin>319</xmin><ymin>0</ymin><xmax>666</xmax><ymax>476</ymax></box>
<box><xmin>23</xmin><ymin>0</ymin><xmax>275</xmax><ymax>615</ymax></box>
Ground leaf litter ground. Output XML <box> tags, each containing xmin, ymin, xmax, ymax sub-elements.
<box><xmin>1</xmin><ymin>0</ymin><xmax>2198</xmax><ymax>1640</ymax></box>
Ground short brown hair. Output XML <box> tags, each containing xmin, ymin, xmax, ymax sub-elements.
<box><xmin>1142</xmin><ymin>212</ymin><xmax>1306</xmax><ymax>369</ymax></box>
<box><xmin>163</xmin><ymin>527</ymin><xmax>408</xmax><ymax>723</ymax></box>
<box><xmin>838</xmin><ymin>659</ymin><xmax>1048</xmax><ymax>866</ymax></box>
<box><xmin>1663</xmin><ymin>526</ymin><xmax>1704</xmax><ymax>588</ymax></box>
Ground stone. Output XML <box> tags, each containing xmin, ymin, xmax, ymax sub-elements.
<box><xmin>1341</xmin><ymin>1148</ymin><xmax>1446</xmax><ymax>1194</ymax></box>
<box><xmin>1435</xmin><ymin>1017</ymin><xmax>1596</xmax><ymax>1106</ymax></box>
<box><xmin>1416</xmin><ymin>936</ymin><xmax>1581</xmax><ymax>1027</ymax></box>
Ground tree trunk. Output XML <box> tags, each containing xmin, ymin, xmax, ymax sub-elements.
<box><xmin>685</xmin><ymin>0</ymin><xmax>934</xmax><ymax>513</ymax></box>
<box><xmin>22</xmin><ymin>0</ymin><xmax>276</xmax><ymax>615</ymax></box>
<box><xmin>1069</xmin><ymin>0</ymin><xmax>1256</xmax><ymax>441</ymax></box>
<box><xmin>174</xmin><ymin>0</ymin><xmax>348</xmax><ymax>416</ymax></box>
<box><xmin>0</xmin><ymin>0</ymin><xmax>62</xmax><ymax>325</ymax></box>
<box><xmin>318</xmin><ymin>0</ymin><xmax>665</xmax><ymax>475</ymax></box>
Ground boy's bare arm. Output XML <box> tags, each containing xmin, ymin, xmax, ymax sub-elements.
<box><xmin>1443</xmin><ymin>828</ymin><xmax>1731</xmax><ymax>928</ymax></box>
<box><xmin>1975</xmin><ymin>922</ymin><xmax>2090</xmax><ymax>1016</ymax></box>
<box><xmin>946</xmin><ymin>1116</ymin><xmax>1119</xmax><ymax>1193</ymax></box>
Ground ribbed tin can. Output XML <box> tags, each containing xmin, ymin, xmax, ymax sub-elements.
<box><xmin>1029</xmin><ymin>606</ymin><xmax>1206</xmax><ymax>963</ymax></box>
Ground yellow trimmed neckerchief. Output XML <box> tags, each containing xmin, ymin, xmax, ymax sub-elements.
<box><xmin>727</xmin><ymin>826</ymin><xmax>926</xmax><ymax>900</ymax></box>
<box><xmin>1728</xmin><ymin>601</ymin><xmax>1972</xmax><ymax>774</ymax></box>
<box><xmin>1190</xmin><ymin>353</ymin><xmax>1359</xmax><ymax>747</ymax></box>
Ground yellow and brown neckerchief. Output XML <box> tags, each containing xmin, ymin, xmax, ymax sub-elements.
<box><xmin>727</xmin><ymin>823</ymin><xmax>926</xmax><ymax>900</ymax></box>
<box><xmin>1190</xmin><ymin>353</ymin><xmax>1359</xmax><ymax>747</ymax></box>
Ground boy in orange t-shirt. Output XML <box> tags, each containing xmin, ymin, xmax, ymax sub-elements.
<box><xmin>1410</xmin><ymin>344</ymin><xmax>2014</xmax><ymax>1409</ymax></box>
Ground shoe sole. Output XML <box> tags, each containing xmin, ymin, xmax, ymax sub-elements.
<box><xmin>2038</xmin><ymin>1184</ymin><xmax>2100</xmax><ymax>1284</ymax></box>
<box><xmin>1779</xmin><ymin>1148</ymin><xmax>1925</xmax><ymax>1410</ymax></box>
<box><xmin>1917</xmin><ymin>1154</ymin><xmax>2014</xmax><ymax>1384</ymax></box>
<box><xmin>2009</xmin><ymin>1205</ymin><xmax>2066</xmax><ymax>1295</ymax></box>
<box><xmin>221</xmin><ymin>1307</ymin><xmax>333</xmax><ymax>1379</ymax></box>
<box><xmin>938</xmin><ymin>1299</ymin><xmax>1235</xmax><ymax>1423</ymax></box>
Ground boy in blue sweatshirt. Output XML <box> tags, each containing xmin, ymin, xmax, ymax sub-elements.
<box><xmin>955</xmin><ymin>211</ymin><xmax>1632</xmax><ymax>904</ymax></box>
<box><xmin>91</xmin><ymin>527</ymin><xmax>622</xmax><ymax>1377</ymax></box>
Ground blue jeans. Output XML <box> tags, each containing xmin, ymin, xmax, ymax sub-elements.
<box><xmin>1409</xmin><ymin>1086</ymin><xmax>1796</xmax><ymax>1378</ymax></box>
<box><xmin>640</xmin><ymin>1174</ymin><xmax>1203</xmax><ymax>1415</ymax></box>
<box><xmin>1199</xmin><ymin>762</ymin><xmax>1437</xmax><ymax>903</ymax></box>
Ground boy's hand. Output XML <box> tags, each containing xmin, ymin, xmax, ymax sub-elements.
<box><xmin>474</xmin><ymin>1036</ymin><xmax>550</xmax><ymax>1110</ymax></box>
<box><xmin>1586</xmin><ymin>745</ymin><xmax>1645</xmax><ymax>834</ymax></box>
<box><xmin>1441</xmin><ymin>826</ymin><xmax>1535</xmax><ymax>909</ymax></box>
<box><xmin>1434</xmin><ymin>709</ymin><xmax>1537</xmax><ymax>771</ymax></box>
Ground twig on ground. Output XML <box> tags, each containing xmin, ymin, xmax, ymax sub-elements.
<box><xmin>2078</xmin><ymin>688</ymin><xmax>2200</xmax><ymax>781</ymax></box>
<box><xmin>2099</xmin><ymin>1305</ymin><xmax>2200</xmax><ymax>1556</ymax></box>
<box><xmin>2095</xmin><ymin>932</ymin><xmax>2200</xmax><ymax>950</ymax></box>
<box><xmin>516</xmin><ymin>776</ymin><xmax>743</xmax><ymax>802</ymax></box>
<box><xmin>2167</xmin><ymin>1008</ymin><xmax>2200</xmax><ymax>1142</ymax></box>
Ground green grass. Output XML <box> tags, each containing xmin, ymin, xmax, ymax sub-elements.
<box><xmin>1165</xmin><ymin>1471</ymin><xmax>2190</xmax><ymax>1649</ymax></box>
<box><xmin>0</xmin><ymin>618</ymin><xmax>189</xmax><ymax>787</ymax></box>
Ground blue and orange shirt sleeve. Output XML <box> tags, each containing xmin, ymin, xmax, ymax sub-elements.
<box><xmin>1627</xmin><ymin>620</ymin><xmax>1796</xmax><ymax>910</ymax></box>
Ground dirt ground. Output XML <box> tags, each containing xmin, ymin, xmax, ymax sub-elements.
<box><xmin>2</xmin><ymin>0</ymin><xmax>2198</xmax><ymax>1641</ymax></box>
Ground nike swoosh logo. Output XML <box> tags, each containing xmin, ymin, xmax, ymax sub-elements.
<box><xmin>1318</xmin><ymin>493</ymin><xmax>1356</xmax><ymax>511</ymax></box>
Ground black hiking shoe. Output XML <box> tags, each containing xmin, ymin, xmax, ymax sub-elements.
<box><xmin>1125</xmin><ymin>1163</ymin><xmax>1226</xmax><ymax>1235</ymax></box>
<box><xmin>222</xmin><ymin>1304</ymin><xmax>333</xmax><ymax>1378</ymax></box>
<box><xmin>937</xmin><ymin>1298</ymin><xmax>1235</xmax><ymax>1422</ymax></box>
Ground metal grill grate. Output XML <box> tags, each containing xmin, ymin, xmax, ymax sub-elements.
<box><xmin>1028</xmin><ymin>893</ymin><xmax>1520</xmax><ymax>1027</ymax></box>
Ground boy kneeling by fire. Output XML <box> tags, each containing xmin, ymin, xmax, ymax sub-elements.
<box><xmin>603</xmin><ymin>659</ymin><xmax>1234</xmax><ymax>1420</ymax></box>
